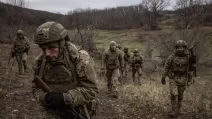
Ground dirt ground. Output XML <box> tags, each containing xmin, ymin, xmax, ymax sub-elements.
<box><xmin>0</xmin><ymin>44</ymin><xmax>212</xmax><ymax>119</ymax></box>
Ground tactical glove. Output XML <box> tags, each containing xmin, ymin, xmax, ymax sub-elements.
<box><xmin>161</xmin><ymin>77</ymin><xmax>166</xmax><ymax>85</ymax></box>
<box><xmin>45</xmin><ymin>92</ymin><xmax>66</xmax><ymax>110</ymax></box>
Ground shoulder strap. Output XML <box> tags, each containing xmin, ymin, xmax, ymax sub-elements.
<box><xmin>64</xmin><ymin>44</ymin><xmax>78</xmax><ymax>83</ymax></box>
<box><xmin>38</xmin><ymin>56</ymin><xmax>46</xmax><ymax>78</ymax></box>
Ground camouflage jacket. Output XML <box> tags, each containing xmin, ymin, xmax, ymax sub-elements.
<box><xmin>130</xmin><ymin>54</ymin><xmax>143</xmax><ymax>67</ymax></box>
<box><xmin>12</xmin><ymin>37</ymin><xmax>30</xmax><ymax>54</ymax></box>
<box><xmin>124</xmin><ymin>52</ymin><xmax>131</xmax><ymax>63</ymax></box>
<box><xmin>33</xmin><ymin>42</ymin><xmax>98</xmax><ymax>108</ymax></box>
<box><xmin>162</xmin><ymin>51</ymin><xmax>190</xmax><ymax>78</ymax></box>
<box><xmin>102</xmin><ymin>48</ymin><xmax>124</xmax><ymax>69</ymax></box>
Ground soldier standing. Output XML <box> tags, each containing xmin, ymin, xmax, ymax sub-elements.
<box><xmin>116</xmin><ymin>44</ymin><xmax>124</xmax><ymax>84</ymax></box>
<box><xmin>161</xmin><ymin>40</ymin><xmax>192</xmax><ymax>117</ymax></box>
<box><xmin>123</xmin><ymin>47</ymin><xmax>131</xmax><ymax>77</ymax></box>
<box><xmin>130</xmin><ymin>49</ymin><xmax>143</xmax><ymax>84</ymax></box>
<box><xmin>102</xmin><ymin>41</ymin><xmax>124</xmax><ymax>98</ymax></box>
<box><xmin>33</xmin><ymin>22</ymin><xmax>98</xmax><ymax>119</ymax></box>
<box><xmin>11</xmin><ymin>30</ymin><xmax>30</xmax><ymax>74</ymax></box>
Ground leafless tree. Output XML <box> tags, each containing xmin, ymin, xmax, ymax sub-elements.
<box><xmin>69</xmin><ymin>11</ymin><xmax>98</xmax><ymax>53</ymax></box>
<box><xmin>174</xmin><ymin>0</ymin><xmax>206</xmax><ymax>29</ymax></box>
<box><xmin>141</xmin><ymin>0</ymin><xmax>170</xmax><ymax>30</ymax></box>
<box><xmin>6</xmin><ymin>0</ymin><xmax>29</xmax><ymax>40</ymax></box>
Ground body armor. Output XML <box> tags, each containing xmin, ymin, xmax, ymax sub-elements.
<box><xmin>105</xmin><ymin>49</ymin><xmax>120</xmax><ymax>69</ymax></box>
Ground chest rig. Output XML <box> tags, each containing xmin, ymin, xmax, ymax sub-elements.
<box><xmin>106</xmin><ymin>50</ymin><xmax>120</xmax><ymax>69</ymax></box>
<box><xmin>15</xmin><ymin>38</ymin><xmax>27</xmax><ymax>53</ymax></box>
<box><xmin>172</xmin><ymin>56</ymin><xmax>189</xmax><ymax>72</ymax></box>
<box><xmin>39</xmin><ymin>49</ymin><xmax>78</xmax><ymax>92</ymax></box>
<box><xmin>132</xmin><ymin>55</ymin><xmax>142</xmax><ymax>66</ymax></box>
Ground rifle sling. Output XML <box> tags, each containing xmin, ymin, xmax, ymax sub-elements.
<box><xmin>38</xmin><ymin>56</ymin><xmax>46</xmax><ymax>78</ymax></box>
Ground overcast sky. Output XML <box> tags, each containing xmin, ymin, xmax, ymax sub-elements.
<box><xmin>0</xmin><ymin>0</ymin><xmax>176</xmax><ymax>14</ymax></box>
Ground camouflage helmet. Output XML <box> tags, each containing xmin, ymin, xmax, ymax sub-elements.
<box><xmin>134</xmin><ymin>49</ymin><xmax>139</xmax><ymax>53</ymax></box>
<box><xmin>34</xmin><ymin>21</ymin><xmax>68</xmax><ymax>45</ymax></box>
<box><xmin>109</xmin><ymin>41</ymin><xmax>116</xmax><ymax>46</ymax></box>
<box><xmin>16</xmin><ymin>30</ymin><xmax>24</xmax><ymax>35</ymax></box>
<box><xmin>175</xmin><ymin>40</ymin><xmax>187</xmax><ymax>48</ymax></box>
<box><xmin>124</xmin><ymin>47</ymin><xmax>128</xmax><ymax>51</ymax></box>
<box><xmin>116</xmin><ymin>44</ymin><xmax>121</xmax><ymax>49</ymax></box>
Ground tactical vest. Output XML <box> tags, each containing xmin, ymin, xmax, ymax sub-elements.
<box><xmin>105</xmin><ymin>49</ymin><xmax>120</xmax><ymax>69</ymax></box>
<box><xmin>131</xmin><ymin>55</ymin><xmax>143</xmax><ymax>67</ymax></box>
<box><xmin>42</xmin><ymin>54</ymin><xmax>78</xmax><ymax>92</ymax></box>
<box><xmin>124</xmin><ymin>53</ymin><xmax>130</xmax><ymax>62</ymax></box>
<box><xmin>14</xmin><ymin>37</ymin><xmax>28</xmax><ymax>53</ymax></box>
<box><xmin>171</xmin><ymin>56</ymin><xmax>189</xmax><ymax>73</ymax></box>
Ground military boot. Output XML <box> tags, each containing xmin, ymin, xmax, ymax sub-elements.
<box><xmin>111</xmin><ymin>91</ymin><xmax>118</xmax><ymax>98</ymax></box>
<box><xmin>169</xmin><ymin>96</ymin><xmax>178</xmax><ymax>118</ymax></box>
<box><xmin>132</xmin><ymin>77</ymin><xmax>136</xmax><ymax>84</ymax></box>
<box><xmin>138</xmin><ymin>76</ymin><xmax>142</xmax><ymax>85</ymax></box>
<box><xmin>177</xmin><ymin>97</ymin><xmax>183</xmax><ymax>115</ymax></box>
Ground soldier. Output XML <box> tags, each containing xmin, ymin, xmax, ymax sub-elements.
<box><xmin>130</xmin><ymin>49</ymin><xmax>143</xmax><ymax>84</ymax></box>
<box><xmin>123</xmin><ymin>47</ymin><xmax>131</xmax><ymax>77</ymax></box>
<box><xmin>102</xmin><ymin>41</ymin><xmax>124</xmax><ymax>98</ymax></box>
<box><xmin>116</xmin><ymin>44</ymin><xmax>121</xmax><ymax>50</ymax></box>
<box><xmin>32</xmin><ymin>22</ymin><xmax>98</xmax><ymax>119</ymax></box>
<box><xmin>11</xmin><ymin>30</ymin><xmax>30</xmax><ymax>74</ymax></box>
<box><xmin>161</xmin><ymin>40</ymin><xmax>191</xmax><ymax>117</ymax></box>
<box><xmin>116</xmin><ymin>44</ymin><xmax>124</xmax><ymax>83</ymax></box>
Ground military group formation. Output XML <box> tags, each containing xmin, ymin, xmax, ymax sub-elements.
<box><xmin>101</xmin><ymin>41</ymin><xmax>143</xmax><ymax>97</ymax></box>
<box><xmin>10</xmin><ymin>21</ymin><xmax>195</xmax><ymax>119</ymax></box>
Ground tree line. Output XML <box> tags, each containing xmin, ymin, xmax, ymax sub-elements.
<box><xmin>1</xmin><ymin>0</ymin><xmax>212</xmax><ymax>43</ymax></box>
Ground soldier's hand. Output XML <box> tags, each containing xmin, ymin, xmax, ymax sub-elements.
<box><xmin>161</xmin><ymin>77</ymin><xmax>166</xmax><ymax>85</ymax></box>
<box><xmin>45</xmin><ymin>92</ymin><xmax>66</xmax><ymax>110</ymax></box>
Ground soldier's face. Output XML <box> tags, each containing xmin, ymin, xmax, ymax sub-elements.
<box><xmin>45</xmin><ymin>48</ymin><xmax>59</xmax><ymax>60</ymax></box>
<box><xmin>176</xmin><ymin>46</ymin><xmax>185</xmax><ymax>52</ymax></box>
<box><xmin>134</xmin><ymin>53</ymin><xmax>139</xmax><ymax>56</ymax></box>
<box><xmin>110</xmin><ymin>45</ymin><xmax>116</xmax><ymax>51</ymax></box>
<box><xmin>17</xmin><ymin>34</ymin><xmax>24</xmax><ymax>39</ymax></box>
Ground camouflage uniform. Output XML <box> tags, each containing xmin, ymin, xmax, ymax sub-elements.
<box><xmin>102</xmin><ymin>41</ymin><xmax>124</xmax><ymax>98</ymax></box>
<box><xmin>130</xmin><ymin>49</ymin><xmax>143</xmax><ymax>84</ymax></box>
<box><xmin>162</xmin><ymin>40</ymin><xmax>191</xmax><ymax>117</ymax></box>
<box><xmin>12</xmin><ymin>30</ymin><xmax>30</xmax><ymax>74</ymax></box>
<box><xmin>116</xmin><ymin>44</ymin><xmax>124</xmax><ymax>83</ymax></box>
<box><xmin>123</xmin><ymin>47</ymin><xmax>131</xmax><ymax>77</ymax></box>
<box><xmin>33</xmin><ymin>22</ymin><xmax>98</xmax><ymax>119</ymax></box>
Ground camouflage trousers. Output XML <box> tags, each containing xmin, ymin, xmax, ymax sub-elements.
<box><xmin>123</xmin><ymin>62</ymin><xmax>130</xmax><ymax>77</ymax></box>
<box><xmin>15</xmin><ymin>52</ymin><xmax>28</xmax><ymax>73</ymax></box>
<box><xmin>169</xmin><ymin>76</ymin><xmax>186</xmax><ymax>97</ymax></box>
<box><xmin>106</xmin><ymin>68</ymin><xmax>120</xmax><ymax>93</ymax></box>
<box><xmin>169</xmin><ymin>76</ymin><xmax>187</xmax><ymax>115</ymax></box>
<box><xmin>132</xmin><ymin>67</ymin><xmax>142</xmax><ymax>84</ymax></box>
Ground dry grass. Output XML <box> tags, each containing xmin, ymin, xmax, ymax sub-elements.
<box><xmin>1</xmin><ymin>26</ymin><xmax>212</xmax><ymax>118</ymax></box>
<box><xmin>116</xmin><ymin>71</ymin><xmax>212</xmax><ymax>118</ymax></box>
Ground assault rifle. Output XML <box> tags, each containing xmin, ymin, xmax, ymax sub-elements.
<box><xmin>189</xmin><ymin>46</ymin><xmax>197</xmax><ymax>77</ymax></box>
<box><xmin>33</xmin><ymin>76</ymin><xmax>85</xmax><ymax>119</ymax></box>
<box><xmin>188</xmin><ymin>45</ymin><xmax>197</xmax><ymax>85</ymax></box>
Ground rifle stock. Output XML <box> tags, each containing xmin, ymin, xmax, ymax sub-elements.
<box><xmin>33</xmin><ymin>76</ymin><xmax>51</xmax><ymax>92</ymax></box>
